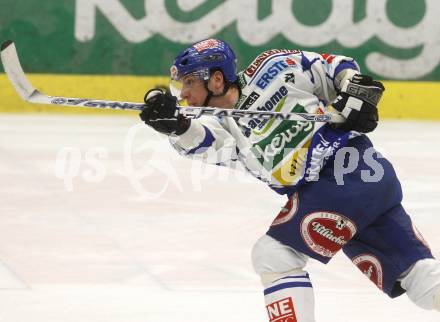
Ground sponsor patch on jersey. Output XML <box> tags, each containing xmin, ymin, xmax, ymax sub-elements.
<box><xmin>266</xmin><ymin>297</ymin><xmax>298</xmax><ymax>322</ymax></box>
<box><xmin>245</xmin><ymin>49</ymin><xmax>300</xmax><ymax>77</ymax></box>
<box><xmin>255</xmin><ymin>60</ymin><xmax>291</xmax><ymax>89</ymax></box>
<box><xmin>272</xmin><ymin>139</ymin><xmax>311</xmax><ymax>185</ymax></box>
<box><xmin>237</xmin><ymin>72</ymin><xmax>247</xmax><ymax>88</ymax></box>
<box><xmin>252</xmin><ymin>116</ymin><xmax>314</xmax><ymax>170</ymax></box>
<box><xmin>193</xmin><ymin>39</ymin><xmax>220</xmax><ymax>52</ymax></box>
<box><xmin>255</xmin><ymin>86</ymin><xmax>288</xmax><ymax>112</ymax></box>
<box><xmin>271</xmin><ymin>192</ymin><xmax>299</xmax><ymax>226</ymax></box>
<box><xmin>285</xmin><ymin>57</ymin><xmax>296</xmax><ymax>66</ymax></box>
<box><xmin>304</xmin><ymin>132</ymin><xmax>343</xmax><ymax>182</ymax></box>
<box><xmin>352</xmin><ymin>254</ymin><xmax>384</xmax><ymax>290</ymax></box>
<box><xmin>301</xmin><ymin>212</ymin><xmax>357</xmax><ymax>257</ymax></box>
<box><xmin>238</xmin><ymin>91</ymin><xmax>260</xmax><ymax>110</ymax></box>
<box><xmin>246</xmin><ymin>85</ymin><xmax>288</xmax><ymax>131</ymax></box>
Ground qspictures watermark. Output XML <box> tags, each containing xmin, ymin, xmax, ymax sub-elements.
<box><xmin>54</xmin><ymin>147</ymin><xmax>108</xmax><ymax>191</ymax></box>
<box><xmin>53</xmin><ymin>124</ymin><xmax>254</xmax><ymax>199</ymax></box>
<box><xmin>54</xmin><ymin>123</ymin><xmax>386</xmax><ymax>199</ymax></box>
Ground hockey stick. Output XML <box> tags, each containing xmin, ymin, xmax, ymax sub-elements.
<box><xmin>1</xmin><ymin>40</ymin><xmax>345</xmax><ymax>123</ymax></box>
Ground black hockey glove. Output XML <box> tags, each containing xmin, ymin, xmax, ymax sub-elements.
<box><xmin>140</xmin><ymin>89</ymin><xmax>190</xmax><ymax>136</ymax></box>
<box><xmin>332</xmin><ymin>74</ymin><xmax>385</xmax><ymax>133</ymax></box>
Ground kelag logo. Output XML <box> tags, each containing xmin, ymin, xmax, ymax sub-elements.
<box><xmin>73</xmin><ymin>0</ymin><xmax>440</xmax><ymax>79</ymax></box>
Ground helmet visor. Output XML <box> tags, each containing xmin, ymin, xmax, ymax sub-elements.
<box><xmin>169</xmin><ymin>68</ymin><xmax>210</xmax><ymax>104</ymax></box>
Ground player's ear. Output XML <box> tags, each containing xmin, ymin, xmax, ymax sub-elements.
<box><xmin>210</xmin><ymin>70</ymin><xmax>225</xmax><ymax>92</ymax></box>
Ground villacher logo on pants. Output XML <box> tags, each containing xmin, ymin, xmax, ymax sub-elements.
<box><xmin>301</xmin><ymin>211</ymin><xmax>357</xmax><ymax>257</ymax></box>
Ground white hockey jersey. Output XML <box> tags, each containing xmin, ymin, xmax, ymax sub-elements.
<box><xmin>169</xmin><ymin>49</ymin><xmax>360</xmax><ymax>194</ymax></box>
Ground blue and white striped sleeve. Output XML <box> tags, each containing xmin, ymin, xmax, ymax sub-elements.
<box><xmin>300</xmin><ymin>51</ymin><xmax>361</xmax><ymax>104</ymax></box>
<box><xmin>168</xmin><ymin>116</ymin><xmax>238</xmax><ymax>165</ymax></box>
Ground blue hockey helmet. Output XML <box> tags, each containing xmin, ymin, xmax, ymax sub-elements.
<box><xmin>170</xmin><ymin>38</ymin><xmax>237</xmax><ymax>84</ymax></box>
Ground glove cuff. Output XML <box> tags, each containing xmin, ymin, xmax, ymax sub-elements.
<box><xmin>174</xmin><ymin>117</ymin><xmax>191</xmax><ymax>136</ymax></box>
<box><xmin>335</xmin><ymin>69</ymin><xmax>359</xmax><ymax>91</ymax></box>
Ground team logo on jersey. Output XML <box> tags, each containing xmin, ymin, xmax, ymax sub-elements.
<box><xmin>352</xmin><ymin>254</ymin><xmax>384</xmax><ymax>290</ymax></box>
<box><xmin>284</xmin><ymin>72</ymin><xmax>295</xmax><ymax>84</ymax></box>
<box><xmin>245</xmin><ymin>49</ymin><xmax>300</xmax><ymax>77</ymax></box>
<box><xmin>266</xmin><ymin>297</ymin><xmax>298</xmax><ymax>322</ymax></box>
<box><xmin>271</xmin><ymin>192</ymin><xmax>299</xmax><ymax>226</ymax></box>
<box><xmin>301</xmin><ymin>212</ymin><xmax>357</xmax><ymax>257</ymax></box>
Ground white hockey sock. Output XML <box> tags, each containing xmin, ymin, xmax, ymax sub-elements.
<box><xmin>263</xmin><ymin>271</ymin><xmax>315</xmax><ymax>322</ymax></box>
<box><xmin>434</xmin><ymin>286</ymin><xmax>440</xmax><ymax>311</ymax></box>
<box><xmin>400</xmin><ymin>258</ymin><xmax>440</xmax><ymax>310</ymax></box>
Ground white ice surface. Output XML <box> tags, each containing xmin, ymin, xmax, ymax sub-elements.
<box><xmin>0</xmin><ymin>115</ymin><xmax>439</xmax><ymax>322</ymax></box>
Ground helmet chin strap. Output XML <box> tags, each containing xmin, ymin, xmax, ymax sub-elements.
<box><xmin>202</xmin><ymin>81</ymin><xmax>232</xmax><ymax>107</ymax></box>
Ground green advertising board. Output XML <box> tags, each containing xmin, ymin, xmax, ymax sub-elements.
<box><xmin>1</xmin><ymin>0</ymin><xmax>440</xmax><ymax>80</ymax></box>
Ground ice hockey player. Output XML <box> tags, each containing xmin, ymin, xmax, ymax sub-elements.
<box><xmin>139</xmin><ymin>38</ymin><xmax>440</xmax><ymax>321</ymax></box>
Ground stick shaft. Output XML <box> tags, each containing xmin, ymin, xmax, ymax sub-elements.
<box><xmin>1</xmin><ymin>41</ymin><xmax>345</xmax><ymax>123</ymax></box>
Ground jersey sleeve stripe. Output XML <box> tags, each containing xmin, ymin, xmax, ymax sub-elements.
<box><xmin>334</xmin><ymin>61</ymin><xmax>359</xmax><ymax>78</ymax></box>
<box><xmin>185</xmin><ymin>125</ymin><xmax>216</xmax><ymax>155</ymax></box>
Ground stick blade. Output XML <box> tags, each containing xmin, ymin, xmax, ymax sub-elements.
<box><xmin>0</xmin><ymin>40</ymin><xmax>37</xmax><ymax>101</ymax></box>
<box><xmin>1</xmin><ymin>40</ymin><xmax>13</xmax><ymax>51</ymax></box>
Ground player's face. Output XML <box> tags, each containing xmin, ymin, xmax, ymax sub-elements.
<box><xmin>180</xmin><ymin>74</ymin><xmax>208</xmax><ymax>106</ymax></box>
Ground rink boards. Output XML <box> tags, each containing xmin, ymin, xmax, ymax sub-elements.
<box><xmin>0</xmin><ymin>74</ymin><xmax>439</xmax><ymax>119</ymax></box>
